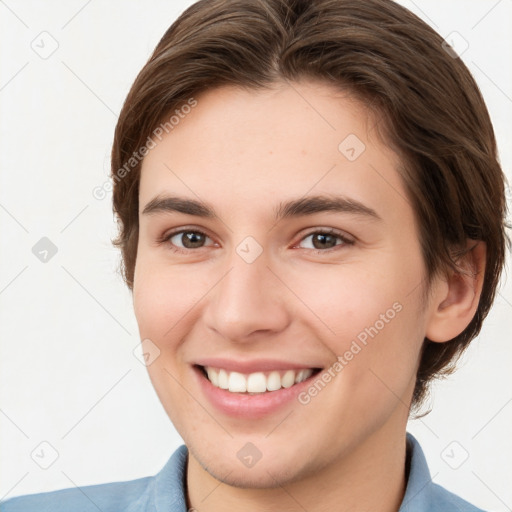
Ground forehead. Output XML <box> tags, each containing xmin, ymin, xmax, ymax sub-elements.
<box><xmin>139</xmin><ymin>81</ymin><xmax>409</xmax><ymax>224</ymax></box>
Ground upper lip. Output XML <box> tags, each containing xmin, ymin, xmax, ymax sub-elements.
<box><xmin>194</xmin><ymin>358</ymin><xmax>323</xmax><ymax>374</ymax></box>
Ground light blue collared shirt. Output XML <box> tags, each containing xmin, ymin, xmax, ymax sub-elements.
<box><xmin>1</xmin><ymin>433</ymin><xmax>485</xmax><ymax>511</ymax></box>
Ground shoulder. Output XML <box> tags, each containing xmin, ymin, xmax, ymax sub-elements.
<box><xmin>0</xmin><ymin>476</ymin><xmax>153</xmax><ymax>512</ymax></box>
<box><xmin>429</xmin><ymin>482</ymin><xmax>486</xmax><ymax>512</ymax></box>
<box><xmin>0</xmin><ymin>445</ymin><xmax>190</xmax><ymax>512</ymax></box>
<box><xmin>401</xmin><ymin>433</ymin><xmax>487</xmax><ymax>512</ymax></box>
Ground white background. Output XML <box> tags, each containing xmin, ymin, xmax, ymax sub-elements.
<box><xmin>0</xmin><ymin>0</ymin><xmax>510</xmax><ymax>510</ymax></box>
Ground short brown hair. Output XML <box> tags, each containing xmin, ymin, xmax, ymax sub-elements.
<box><xmin>111</xmin><ymin>0</ymin><xmax>508</xmax><ymax>409</ymax></box>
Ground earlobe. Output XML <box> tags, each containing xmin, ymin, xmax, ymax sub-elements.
<box><xmin>425</xmin><ymin>241</ymin><xmax>486</xmax><ymax>343</ymax></box>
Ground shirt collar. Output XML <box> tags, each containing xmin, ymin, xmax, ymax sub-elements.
<box><xmin>399</xmin><ymin>432</ymin><xmax>435</xmax><ymax>512</ymax></box>
<box><xmin>152</xmin><ymin>444</ymin><xmax>188</xmax><ymax>512</ymax></box>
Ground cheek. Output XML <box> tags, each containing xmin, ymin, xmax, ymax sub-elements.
<box><xmin>133</xmin><ymin>253</ymin><xmax>206</xmax><ymax>341</ymax></box>
<box><xmin>132</xmin><ymin>257</ymin><xmax>204</xmax><ymax>431</ymax></box>
<box><xmin>288</xmin><ymin>254</ymin><xmax>425</xmax><ymax>405</ymax></box>
<box><xmin>286</xmin><ymin>255</ymin><xmax>418</xmax><ymax>345</ymax></box>
<box><xmin>132</xmin><ymin>255</ymin><xmax>201</xmax><ymax>407</ymax></box>
<box><xmin>133</xmin><ymin>277</ymin><xmax>179</xmax><ymax>337</ymax></box>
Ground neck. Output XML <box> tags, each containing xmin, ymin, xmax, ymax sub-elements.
<box><xmin>186</xmin><ymin>421</ymin><xmax>408</xmax><ymax>512</ymax></box>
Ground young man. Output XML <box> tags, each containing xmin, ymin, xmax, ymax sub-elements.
<box><xmin>2</xmin><ymin>0</ymin><xmax>507</xmax><ymax>511</ymax></box>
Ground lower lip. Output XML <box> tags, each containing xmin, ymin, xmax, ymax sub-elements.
<box><xmin>193</xmin><ymin>366</ymin><xmax>320</xmax><ymax>419</ymax></box>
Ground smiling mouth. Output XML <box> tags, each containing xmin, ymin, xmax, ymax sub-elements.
<box><xmin>196</xmin><ymin>365</ymin><xmax>322</xmax><ymax>394</ymax></box>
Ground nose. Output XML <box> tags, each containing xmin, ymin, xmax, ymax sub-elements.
<box><xmin>202</xmin><ymin>248</ymin><xmax>291</xmax><ymax>343</ymax></box>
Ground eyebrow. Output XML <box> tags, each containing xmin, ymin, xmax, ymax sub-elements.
<box><xmin>142</xmin><ymin>194</ymin><xmax>381</xmax><ymax>222</ymax></box>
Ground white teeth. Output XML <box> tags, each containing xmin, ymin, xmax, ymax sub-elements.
<box><xmin>247</xmin><ymin>372</ymin><xmax>267</xmax><ymax>393</ymax></box>
<box><xmin>266</xmin><ymin>371</ymin><xmax>281</xmax><ymax>391</ymax></box>
<box><xmin>206</xmin><ymin>367</ymin><xmax>219</xmax><ymax>387</ymax></box>
<box><xmin>218</xmin><ymin>369</ymin><xmax>229</xmax><ymax>389</ymax></box>
<box><xmin>281</xmin><ymin>370</ymin><xmax>295</xmax><ymax>388</ymax></box>
<box><xmin>203</xmin><ymin>366</ymin><xmax>315</xmax><ymax>393</ymax></box>
<box><xmin>228</xmin><ymin>372</ymin><xmax>247</xmax><ymax>392</ymax></box>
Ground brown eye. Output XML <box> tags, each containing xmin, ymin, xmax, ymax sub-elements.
<box><xmin>298</xmin><ymin>229</ymin><xmax>354</xmax><ymax>251</ymax></box>
<box><xmin>178</xmin><ymin>231</ymin><xmax>206</xmax><ymax>249</ymax></box>
<box><xmin>163</xmin><ymin>229</ymin><xmax>214</xmax><ymax>252</ymax></box>
<box><xmin>311</xmin><ymin>233</ymin><xmax>338</xmax><ymax>249</ymax></box>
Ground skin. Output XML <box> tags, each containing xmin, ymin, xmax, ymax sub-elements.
<box><xmin>133</xmin><ymin>80</ymin><xmax>485</xmax><ymax>512</ymax></box>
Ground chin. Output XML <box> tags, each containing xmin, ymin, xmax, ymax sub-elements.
<box><xmin>209</xmin><ymin>464</ymin><xmax>305</xmax><ymax>490</ymax></box>
<box><xmin>190</xmin><ymin>443</ymin><xmax>312</xmax><ymax>490</ymax></box>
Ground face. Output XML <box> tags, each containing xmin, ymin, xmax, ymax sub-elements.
<box><xmin>133</xmin><ymin>80</ymin><xmax>436</xmax><ymax>488</ymax></box>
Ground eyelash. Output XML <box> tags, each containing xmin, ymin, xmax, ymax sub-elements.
<box><xmin>158</xmin><ymin>227</ymin><xmax>355</xmax><ymax>255</ymax></box>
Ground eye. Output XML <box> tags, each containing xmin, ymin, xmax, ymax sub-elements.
<box><xmin>297</xmin><ymin>229</ymin><xmax>354</xmax><ymax>252</ymax></box>
<box><xmin>158</xmin><ymin>227</ymin><xmax>354</xmax><ymax>254</ymax></box>
<box><xmin>159</xmin><ymin>229</ymin><xmax>215</xmax><ymax>253</ymax></box>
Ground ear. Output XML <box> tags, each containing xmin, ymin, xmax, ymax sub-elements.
<box><xmin>425</xmin><ymin>241</ymin><xmax>486</xmax><ymax>343</ymax></box>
